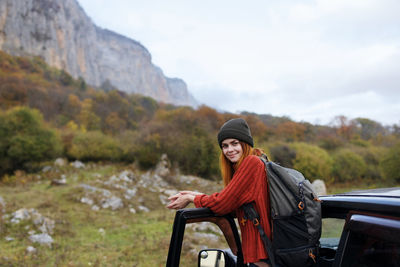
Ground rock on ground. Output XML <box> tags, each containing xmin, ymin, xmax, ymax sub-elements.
<box><xmin>29</xmin><ymin>233</ymin><xmax>53</xmax><ymax>247</ymax></box>
<box><xmin>312</xmin><ymin>179</ymin><xmax>327</xmax><ymax>196</ymax></box>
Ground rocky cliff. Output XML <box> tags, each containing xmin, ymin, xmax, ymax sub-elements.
<box><xmin>0</xmin><ymin>0</ymin><xmax>197</xmax><ymax>106</ymax></box>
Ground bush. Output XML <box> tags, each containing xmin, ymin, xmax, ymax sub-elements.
<box><xmin>134</xmin><ymin>133</ymin><xmax>162</xmax><ymax>169</ymax></box>
<box><xmin>0</xmin><ymin>107</ymin><xmax>62</xmax><ymax>175</ymax></box>
<box><xmin>269</xmin><ymin>144</ymin><xmax>296</xmax><ymax>168</ymax></box>
<box><xmin>355</xmin><ymin>146</ymin><xmax>386</xmax><ymax>180</ymax></box>
<box><xmin>116</xmin><ymin>130</ymin><xmax>140</xmax><ymax>162</ymax></box>
<box><xmin>168</xmin><ymin>131</ymin><xmax>219</xmax><ymax>179</ymax></box>
<box><xmin>67</xmin><ymin>131</ymin><xmax>122</xmax><ymax>161</ymax></box>
<box><xmin>290</xmin><ymin>143</ymin><xmax>333</xmax><ymax>182</ymax></box>
<box><xmin>256</xmin><ymin>141</ymin><xmax>271</xmax><ymax>159</ymax></box>
<box><xmin>380</xmin><ymin>143</ymin><xmax>400</xmax><ymax>182</ymax></box>
<box><xmin>332</xmin><ymin>149</ymin><xmax>367</xmax><ymax>182</ymax></box>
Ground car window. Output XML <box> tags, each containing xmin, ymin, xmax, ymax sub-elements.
<box><xmin>341</xmin><ymin>231</ymin><xmax>400</xmax><ymax>267</ymax></box>
<box><xmin>339</xmin><ymin>214</ymin><xmax>400</xmax><ymax>267</ymax></box>
<box><xmin>179</xmin><ymin>218</ymin><xmax>237</xmax><ymax>267</ymax></box>
<box><xmin>321</xmin><ymin>218</ymin><xmax>345</xmax><ymax>249</ymax></box>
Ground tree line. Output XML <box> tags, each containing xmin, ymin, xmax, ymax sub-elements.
<box><xmin>0</xmin><ymin>51</ymin><xmax>399</xmax><ymax>184</ymax></box>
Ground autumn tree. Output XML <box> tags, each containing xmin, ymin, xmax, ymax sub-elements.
<box><xmin>331</xmin><ymin>115</ymin><xmax>356</xmax><ymax>141</ymax></box>
<box><xmin>242</xmin><ymin>114</ymin><xmax>269</xmax><ymax>141</ymax></box>
<box><xmin>77</xmin><ymin>99</ymin><xmax>101</xmax><ymax>131</ymax></box>
<box><xmin>275</xmin><ymin>121</ymin><xmax>306</xmax><ymax>141</ymax></box>
<box><xmin>105</xmin><ymin>112</ymin><xmax>127</xmax><ymax>134</ymax></box>
<box><xmin>354</xmin><ymin>118</ymin><xmax>385</xmax><ymax>140</ymax></box>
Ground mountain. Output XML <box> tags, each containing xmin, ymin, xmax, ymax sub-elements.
<box><xmin>0</xmin><ymin>0</ymin><xmax>197</xmax><ymax>106</ymax></box>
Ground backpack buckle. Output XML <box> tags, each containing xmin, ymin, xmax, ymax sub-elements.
<box><xmin>309</xmin><ymin>248</ymin><xmax>316</xmax><ymax>263</ymax></box>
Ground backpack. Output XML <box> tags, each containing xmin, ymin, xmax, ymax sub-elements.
<box><xmin>242</xmin><ymin>154</ymin><xmax>322</xmax><ymax>267</ymax></box>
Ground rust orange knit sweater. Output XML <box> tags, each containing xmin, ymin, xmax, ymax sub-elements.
<box><xmin>194</xmin><ymin>155</ymin><xmax>271</xmax><ymax>264</ymax></box>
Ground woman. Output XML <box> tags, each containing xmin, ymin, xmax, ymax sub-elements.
<box><xmin>167</xmin><ymin>118</ymin><xmax>271</xmax><ymax>267</ymax></box>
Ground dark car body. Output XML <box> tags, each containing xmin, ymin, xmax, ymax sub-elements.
<box><xmin>166</xmin><ymin>187</ymin><xmax>400</xmax><ymax>267</ymax></box>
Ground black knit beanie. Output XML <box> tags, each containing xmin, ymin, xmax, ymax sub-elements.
<box><xmin>217</xmin><ymin>118</ymin><xmax>254</xmax><ymax>148</ymax></box>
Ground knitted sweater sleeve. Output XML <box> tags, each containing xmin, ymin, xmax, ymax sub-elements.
<box><xmin>194</xmin><ymin>155</ymin><xmax>264</xmax><ymax>215</ymax></box>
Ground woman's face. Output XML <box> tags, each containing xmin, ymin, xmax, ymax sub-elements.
<box><xmin>221</xmin><ymin>138</ymin><xmax>243</xmax><ymax>163</ymax></box>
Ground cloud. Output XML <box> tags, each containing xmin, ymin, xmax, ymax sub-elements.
<box><xmin>77</xmin><ymin>0</ymin><xmax>400</xmax><ymax>125</ymax></box>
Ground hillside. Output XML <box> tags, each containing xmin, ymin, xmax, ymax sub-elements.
<box><xmin>1</xmin><ymin>50</ymin><xmax>399</xmax><ymax>186</ymax></box>
<box><xmin>0</xmin><ymin>156</ymin><xmax>223</xmax><ymax>266</ymax></box>
<box><xmin>0</xmin><ymin>0</ymin><xmax>196</xmax><ymax>106</ymax></box>
<box><xmin>0</xmin><ymin>51</ymin><xmax>399</xmax><ymax>266</ymax></box>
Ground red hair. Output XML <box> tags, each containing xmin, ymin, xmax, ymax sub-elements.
<box><xmin>220</xmin><ymin>141</ymin><xmax>263</xmax><ymax>187</ymax></box>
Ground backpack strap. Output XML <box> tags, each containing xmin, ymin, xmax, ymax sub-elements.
<box><xmin>242</xmin><ymin>202</ymin><xmax>276</xmax><ymax>267</ymax></box>
<box><xmin>260</xmin><ymin>153</ymin><xmax>269</xmax><ymax>162</ymax></box>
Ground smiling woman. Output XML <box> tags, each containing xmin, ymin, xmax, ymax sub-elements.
<box><xmin>167</xmin><ymin>118</ymin><xmax>271</xmax><ymax>266</ymax></box>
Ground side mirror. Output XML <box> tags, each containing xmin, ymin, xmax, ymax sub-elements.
<box><xmin>198</xmin><ymin>249</ymin><xmax>226</xmax><ymax>267</ymax></box>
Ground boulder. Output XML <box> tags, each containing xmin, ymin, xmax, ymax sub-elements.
<box><xmin>51</xmin><ymin>175</ymin><xmax>67</xmax><ymax>186</ymax></box>
<box><xmin>26</xmin><ymin>246</ymin><xmax>37</xmax><ymax>254</ymax></box>
<box><xmin>54</xmin><ymin>158</ymin><xmax>67</xmax><ymax>167</ymax></box>
<box><xmin>138</xmin><ymin>205</ymin><xmax>150</xmax><ymax>212</ymax></box>
<box><xmin>312</xmin><ymin>179</ymin><xmax>327</xmax><ymax>196</ymax></box>
<box><xmin>155</xmin><ymin>154</ymin><xmax>171</xmax><ymax>178</ymax></box>
<box><xmin>101</xmin><ymin>196</ymin><xmax>123</xmax><ymax>210</ymax></box>
<box><xmin>5</xmin><ymin>236</ymin><xmax>14</xmax><ymax>242</ymax></box>
<box><xmin>29</xmin><ymin>233</ymin><xmax>53</xmax><ymax>247</ymax></box>
<box><xmin>11</xmin><ymin>208</ymin><xmax>31</xmax><ymax>223</ymax></box>
<box><xmin>71</xmin><ymin>160</ymin><xmax>85</xmax><ymax>169</ymax></box>
<box><xmin>129</xmin><ymin>207</ymin><xmax>137</xmax><ymax>214</ymax></box>
<box><xmin>42</xmin><ymin>166</ymin><xmax>52</xmax><ymax>173</ymax></box>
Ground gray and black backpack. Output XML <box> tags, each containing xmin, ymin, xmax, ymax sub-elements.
<box><xmin>242</xmin><ymin>154</ymin><xmax>322</xmax><ymax>267</ymax></box>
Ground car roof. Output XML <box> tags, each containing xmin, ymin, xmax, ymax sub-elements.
<box><xmin>331</xmin><ymin>187</ymin><xmax>400</xmax><ymax>198</ymax></box>
<box><xmin>320</xmin><ymin>187</ymin><xmax>400</xmax><ymax>218</ymax></box>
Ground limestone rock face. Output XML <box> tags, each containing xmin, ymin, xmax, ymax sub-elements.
<box><xmin>0</xmin><ymin>0</ymin><xmax>197</xmax><ymax>106</ymax></box>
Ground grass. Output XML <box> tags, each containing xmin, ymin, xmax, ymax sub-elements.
<box><xmin>0</xmin><ymin>163</ymin><xmax>176</xmax><ymax>267</ymax></box>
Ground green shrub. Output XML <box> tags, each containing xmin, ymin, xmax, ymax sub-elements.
<box><xmin>332</xmin><ymin>149</ymin><xmax>367</xmax><ymax>182</ymax></box>
<box><xmin>355</xmin><ymin>146</ymin><xmax>386</xmax><ymax>180</ymax></box>
<box><xmin>380</xmin><ymin>143</ymin><xmax>400</xmax><ymax>182</ymax></box>
<box><xmin>318</xmin><ymin>135</ymin><xmax>344</xmax><ymax>151</ymax></box>
<box><xmin>0</xmin><ymin>106</ymin><xmax>62</xmax><ymax>175</ymax></box>
<box><xmin>256</xmin><ymin>141</ymin><xmax>271</xmax><ymax>157</ymax></box>
<box><xmin>116</xmin><ymin>130</ymin><xmax>140</xmax><ymax>162</ymax></box>
<box><xmin>67</xmin><ymin>131</ymin><xmax>122</xmax><ymax>161</ymax></box>
<box><xmin>134</xmin><ymin>133</ymin><xmax>162</xmax><ymax>169</ymax></box>
<box><xmin>290</xmin><ymin>143</ymin><xmax>333</xmax><ymax>182</ymax></box>
<box><xmin>169</xmin><ymin>131</ymin><xmax>219</xmax><ymax>179</ymax></box>
<box><xmin>269</xmin><ymin>144</ymin><xmax>296</xmax><ymax>168</ymax></box>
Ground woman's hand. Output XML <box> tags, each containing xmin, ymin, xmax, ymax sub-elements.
<box><xmin>166</xmin><ymin>191</ymin><xmax>203</xmax><ymax>210</ymax></box>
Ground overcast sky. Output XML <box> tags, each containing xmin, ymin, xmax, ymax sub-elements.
<box><xmin>76</xmin><ymin>0</ymin><xmax>400</xmax><ymax>126</ymax></box>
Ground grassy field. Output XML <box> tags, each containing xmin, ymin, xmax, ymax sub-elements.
<box><xmin>0</xmin><ymin>163</ymin><xmax>179</xmax><ymax>267</ymax></box>
<box><xmin>0</xmin><ymin>162</ymin><xmax>397</xmax><ymax>266</ymax></box>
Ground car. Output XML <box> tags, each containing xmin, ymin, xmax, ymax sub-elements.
<box><xmin>166</xmin><ymin>187</ymin><xmax>400</xmax><ymax>267</ymax></box>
